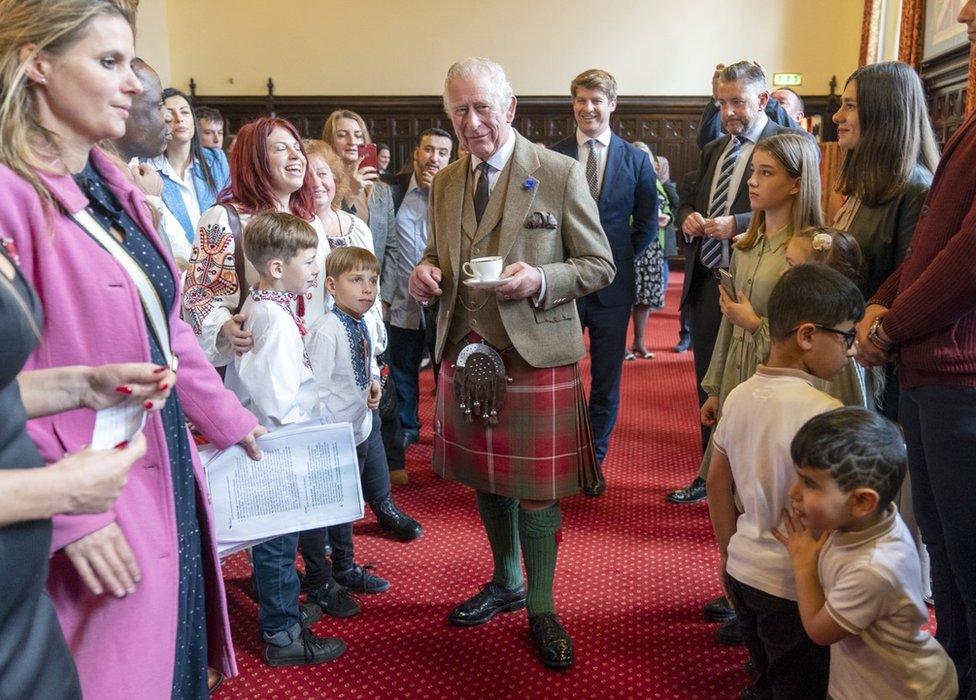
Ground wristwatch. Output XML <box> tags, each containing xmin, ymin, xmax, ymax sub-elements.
<box><xmin>867</xmin><ymin>316</ymin><xmax>894</xmax><ymax>352</ymax></box>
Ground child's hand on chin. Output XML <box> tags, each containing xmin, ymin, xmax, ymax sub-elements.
<box><xmin>772</xmin><ymin>508</ymin><xmax>829</xmax><ymax>567</ymax></box>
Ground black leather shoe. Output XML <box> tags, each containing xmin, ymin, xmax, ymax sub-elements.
<box><xmin>529</xmin><ymin>612</ymin><xmax>574</xmax><ymax>669</ymax></box>
<box><xmin>582</xmin><ymin>480</ymin><xmax>606</xmax><ymax>497</ymax></box>
<box><xmin>399</xmin><ymin>431</ymin><xmax>419</xmax><ymax>450</ymax></box>
<box><xmin>299</xmin><ymin>602</ymin><xmax>322</xmax><ymax>629</ymax></box>
<box><xmin>703</xmin><ymin>595</ymin><xmax>736</xmax><ymax>622</ymax></box>
<box><xmin>370</xmin><ymin>495</ymin><xmax>423</xmax><ymax>541</ymax></box>
<box><xmin>448</xmin><ymin>581</ymin><xmax>527</xmax><ymax>626</ymax></box>
<box><xmin>264</xmin><ymin>629</ymin><xmax>346</xmax><ymax>667</ymax></box>
<box><xmin>716</xmin><ymin>618</ymin><xmax>745</xmax><ymax>646</ymax></box>
<box><xmin>744</xmin><ymin>657</ymin><xmax>759</xmax><ymax>678</ymax></box>
<box><xmin>666</xmin><ymin>477</ymin><xmax>707</xmax><ymax>504</ymax></box>
<box><xmin>309</xmin><ymin>578</ymin><xmax>362</xmax><ymax>618</ymax></box>
<box><xmin>673</xmin><ymin>338</ymin><xmax>691</xmax><ymax>353</ymax></box>
<box><xmin>741</xmin><ymin>685</ymin><xmax>762</xmax><ymax>700</ymax></box>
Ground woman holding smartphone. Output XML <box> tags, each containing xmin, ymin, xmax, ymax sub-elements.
<box><xmin>321</xmin><ymin>109</ymin><xmax>397</xmax><ymax>294</ymax></box>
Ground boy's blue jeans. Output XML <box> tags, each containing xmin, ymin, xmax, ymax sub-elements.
<box><xmin>251</xmin><ymin>532</ymin><xmax>302</xmax><ymax>645</ymax></box>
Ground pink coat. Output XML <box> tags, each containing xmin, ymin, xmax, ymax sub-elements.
<box><xmin>0</xmin><ymin>149</ymin><xmax>257</xmax><ymax>699</ymax></box>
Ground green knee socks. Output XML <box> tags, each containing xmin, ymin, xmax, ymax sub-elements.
<box><xmin>476</xmin><ymin>491</ymin><xmax>523</xmax><ymax>589</ymax></box>
<box><xmin>518</xmin><ymin>502</ymin><xmax>562</xmax><ymax>616</ymax></box>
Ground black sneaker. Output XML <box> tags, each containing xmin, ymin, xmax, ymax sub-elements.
<box><xmin>264</xmin><ymin>629</ymin><xmax>346</xmax><ymax>667</ymax></box>
<box><xmin>666</xmin><ymin>477</ymin><xmax>706</xmax><ymax>504</ymax></box>
<box><xmin>309</xmin><ymin>579</ymin><xmax>362</xmax><ymax>618</ymax></box>
<box><xmin>716</xmin><ymin>618</ymin><xmax>745</xmax><ymax>646</ymax></box>
<box><xmin>703</xmin><ymin>595</ymin><xmax>736</xmax><ymax>622</ymax></box>
<box><xmin>300</xmin><ymin>602</ymin><xmax>323</xmax><ymax>629</ymax></box>
<box><xmin>333</xmin><ymin>563</ymin><xmax>390</xmax><ymax>594</ymax></box>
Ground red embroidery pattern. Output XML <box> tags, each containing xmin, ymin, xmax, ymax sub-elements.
<box><xmin>0</xmin><ymin>237</ymin><xmax>20</xmax><ymax>266</ymax></box>
<box><xmin>182</xmin><ymin>222</ymin><xmax>239</xmax><ymax>334</ymax></box>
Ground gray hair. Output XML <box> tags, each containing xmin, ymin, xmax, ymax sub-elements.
<box><xmin>718</xmin><ymin>61</ymin><xmax>768</xmax><ymax>93</ymax></box>
<box><xmin>442</xmin><ymin>57</ymin><xmax>514</xmax><ymax>113</ymax></box>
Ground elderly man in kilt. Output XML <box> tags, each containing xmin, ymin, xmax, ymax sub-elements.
<box><xmin>409</xmin><ymin>57</ymin><xmax>614</xmax><ymax>669</ymax></box>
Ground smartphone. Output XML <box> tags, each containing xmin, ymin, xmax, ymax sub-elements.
<box><xmin>717</xmin><ymin>268</ymin><xmax>736</xmax><ymax>300</ymax></box>
<box><xmin>357</xmin><ymin>143</ymin><xmax>379</xmax><ymax>171</ymax></box>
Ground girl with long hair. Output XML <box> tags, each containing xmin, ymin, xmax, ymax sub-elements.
<box><xmin>699</xmin><ymin>132</ymin><xmax>822</xmax><ymax>452</ymax></box>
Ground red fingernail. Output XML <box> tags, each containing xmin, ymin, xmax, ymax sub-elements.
<box><xmin>114</xmin><ymin>440</ymin><xmax>128</xmax><ymax>449</ymax></box>
<box><xmin>153</xmin><ymin>366</ymin><xmax>167</xmax><ymax>373</ymax></box>
<box><xmin>144</xmin><ymin>401</ymin><xmax>153</xmax><ymax>409</ymax></box>
<box><xmin>158</xmin><ymin>382</ymin><xmax>169</xmax><ymax>391</ymax></box>
<box><xmin>115</xmin><ymin>386</ymin><xmax>132</xmax><ymax>394</ymax></box>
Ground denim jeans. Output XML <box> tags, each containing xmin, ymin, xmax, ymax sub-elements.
<box><xmin>900</xmin><ymin>384</ymin><xmax>976</xmax><ymax>699</ymax></box>
<box><xmin>388</xmin><ymin>325</ymin><xmax>426</xmax><ymax>436</ymax></box>
<box><xmin>299</xmin><ymin>410</ymin><xmax>391</xmax><ymax>582</ymax></box>
<box><xmin>251</xmin><ymin>532</ymin><xmax>302</xmax><ymax>644</ymax></box>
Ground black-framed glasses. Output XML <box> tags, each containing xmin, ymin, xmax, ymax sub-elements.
<box><xmin>790</xmin><ymin>324</ymin><xmax>857</xmax><ymax>349</ymax></box>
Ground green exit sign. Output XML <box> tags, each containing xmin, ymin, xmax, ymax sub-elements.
<box><xmin>773</xmin><ymin>73</ymin><xmax>803</xmax><ymax>86</ymax></box>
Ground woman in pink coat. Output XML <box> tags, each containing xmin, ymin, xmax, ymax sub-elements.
<box><xmin>0</xmin><ymin>2</ymin><xmax>262</xmax><ymax>697</ymax></box>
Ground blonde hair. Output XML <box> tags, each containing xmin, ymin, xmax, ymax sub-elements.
<box><xmin>736</xmin><ymin>132</ymin><xmax>823</xmax><ymax>251</ymax></box>
<box><xmin>570</xmin><ymin>68</ymin><xmax>618</xmax><ymax>102</ymax></box>
<box><xmin>325</xmin><ymin>245</ymin><xmax>377</xmax><ymax>278</ymax></box>
<box><xmin>243</xmin><ymin>211</ymin><xmax>318</xmax><ymax>270</ymax></box>
<box><xmin>321</xmin><ymin>109</ymin><xmax>372</xmax><ymax>150</ymax></box>
<box><xmin>304</xmin><ymin>139</ymin><xmax>350</xmax><ymax>212</ymax></box>
<box><xmin>0</xmin><ymin>0</ymin><xmax>134</xmax><ymax>204</ymax></box>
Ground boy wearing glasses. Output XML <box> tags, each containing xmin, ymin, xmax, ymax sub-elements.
<box><xmin>706</xmin><ymin>263</ymin><xmax>864</xmax><ymax>698</ymax></box>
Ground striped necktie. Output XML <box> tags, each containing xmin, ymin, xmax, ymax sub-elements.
<box><xmin>585</xmin><ymin>139</ymin><xmax>601</xmax><ymax>201</ymax></box>
<box><xmin>701</xmin><ymin>136</ymin><xmax>743</xmax><ymax>269</ymax></box>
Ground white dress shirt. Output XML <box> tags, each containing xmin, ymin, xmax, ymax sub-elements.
<box><xmin>575</xmin><ymin>127</ymin><xmax>612</xmax><ymax>196</ymax></box>
<box><xmin>149</xmin><ymin>153</ymin><xmax>202</xmax><ymax>228</ymax></box>
<box><xmin>225</xmin><ymin>296</ymin><xmax>316</xmax><ymax>430</ymax></box>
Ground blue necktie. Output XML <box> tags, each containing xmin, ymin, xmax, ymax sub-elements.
<box><xmin>701</xmin><ymin>136</ymin><xmax>743</xmax><ymax>269</ymax></box>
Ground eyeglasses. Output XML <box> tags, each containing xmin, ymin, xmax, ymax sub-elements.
<box><xmin>790</xmin><ymin>324</ymin><xmax>857</xmax><ymax>349</ymax></box>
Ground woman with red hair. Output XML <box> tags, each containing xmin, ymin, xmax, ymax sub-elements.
<box><xmin>183</xmin><ymin>117</ymin><xmax>328</xmax><ymax>361</ymax></box>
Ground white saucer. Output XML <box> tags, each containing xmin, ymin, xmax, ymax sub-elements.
<box><xmin>462</xmin><ymin>276</ymin><xmax>512</xmax><ymax>289</ymax></box>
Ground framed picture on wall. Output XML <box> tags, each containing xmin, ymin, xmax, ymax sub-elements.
<box><xmin>923</xmin><ymin>0</ymin><xmax>969</xmax><ymax>61</ymax></box>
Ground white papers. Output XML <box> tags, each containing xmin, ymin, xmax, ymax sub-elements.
<box><xmin>201</xmin><ymin>420</ymin><xmax>363</xmax><ymax>557</ymax></box>
<box><xmin>90</xmin><ymin>399</ymin><xmax>147</xmax><ymax>449</ymax></box>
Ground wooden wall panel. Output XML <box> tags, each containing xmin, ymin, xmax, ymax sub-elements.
<box><xmin>192</xmin><ymin>94</ymin><xmax>838</xmax><ymax>184</ymax></box>
<box><xmin>921</xmin><ymin>44</ymin><xmax>971</xmax><ymax>146</ymax></box>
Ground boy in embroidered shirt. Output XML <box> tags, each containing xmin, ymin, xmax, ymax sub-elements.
<box><xmin>304</xmin><ymin>246</ymin><xmax>392</xmax><ymax>599</ymax></box>
<box><xmin>227</xmin><ymin>211</ymin><xmax>346</xmax><ymax>668</ymax></box>
<box><xmin>706</xmin><ymin>263</ymin><xmax>864</xmax><ymax>699</ymax></box>
<box><xmin>774</xmin><ymin>408</ymin><xmax>957</xmax><ymax>700</ymax></box>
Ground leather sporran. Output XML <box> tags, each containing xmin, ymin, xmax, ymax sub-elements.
<box><xmin>453</xmin><ymin>342</ymin><xmax>510</xmax><ymax>424</ymax></box>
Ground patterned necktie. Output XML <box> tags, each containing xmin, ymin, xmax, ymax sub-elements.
<box><xmin>474</xmin><ymin>162</ymin><xmax>492</xmax><ymax>225</ymax></box>
<box><xmin>701</xmin><ymin>136</ymin><xmax>743</xmax><ymax>269</ymax></box>
<box><xmin>585</xmin><ymin>139</ymin><xmax>601</xmax><ymax>201</ymax></box>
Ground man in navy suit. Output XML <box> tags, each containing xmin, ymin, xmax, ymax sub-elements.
<box><xmin>552</xmin><ymin>69</ymin><xmax>657</xmax><ymax>491</ymax></box>
<box><xmin>668</xmin><ymin>62</ymin><xmax>797</xmax><ymax>506</ymax></box>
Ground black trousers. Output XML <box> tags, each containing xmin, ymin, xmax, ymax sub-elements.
<box><xmin>684</xmin><ymin>263</ymin><xmax>723</xmax><ymax>454</ymax></box>
<box><xmin>900</xmin><ymin>385</ymin><xmax>976</xmax><ymax>699</ymax></box>
<box><xmin>728</xmin><ymin>576</ymin><xmax>829</xmax><ymax>700</ymax></box>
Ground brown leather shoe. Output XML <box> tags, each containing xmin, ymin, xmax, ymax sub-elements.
<box><xmin>389</xmin><ymin>469</ymin><xmax>409</xmax><ymax>486</ymax></box>
<box><xmin>207</xmin><ymin>668</ymin><xmax>224</xmax><ymax>696</ymax></box>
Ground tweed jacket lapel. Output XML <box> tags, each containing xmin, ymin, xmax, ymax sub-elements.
<box><xmin>495</xmin><ymin>133</ymin><xmax>541</xmax><ymax>260</ymax></box>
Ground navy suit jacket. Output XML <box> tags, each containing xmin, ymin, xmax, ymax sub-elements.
<box><xmin>551</xmin><ymin>132</ymin><xmax>657</xmax><ymax>306</ymax></box>
<box><xmin>676</xmin><ymin>120</ymin><xmax>797</xmax><ymax>307</ymax></box>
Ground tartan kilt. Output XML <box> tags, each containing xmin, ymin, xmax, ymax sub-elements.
<box><xmin>433</xmin><ymin>344</ymin><xmax>600</xmax><ymax>499</ymax></box>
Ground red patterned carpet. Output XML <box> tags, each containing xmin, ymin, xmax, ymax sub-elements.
<box><xmin>216</xmin><ymin>272</ymin><xmax>752</xmax><ymax>699</ymax></box>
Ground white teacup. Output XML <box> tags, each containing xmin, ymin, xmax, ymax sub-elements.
<box><xmin>463</xmin><ymin>256</ymin><xmax>504</xmax><ymax>281</ymax></box>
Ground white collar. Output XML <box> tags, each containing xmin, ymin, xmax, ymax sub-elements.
<box><xmin>576</xmin><ymin>127</ymin><xmax>612</xmax><ymax>148</ymax></box>
<box><xmin>149</xmin><ymin>152</ymin><xmax>196</xmax><ymax>182</ymax></box>
<box><xmin>470</xmin><ymin>129</ymin><xmax>517</xmax><ymax>174</ymax></box>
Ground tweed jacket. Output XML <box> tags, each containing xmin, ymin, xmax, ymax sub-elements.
<box><xmin>421</xmin><ymin>132</ymin><xmax>614</xmax><ymax>368</ymax></box>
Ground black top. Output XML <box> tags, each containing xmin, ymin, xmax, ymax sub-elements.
<box><xmin>0</xmin><ymin>246</ymin><xmax>82</xmax><ymax>698</ymax></box>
